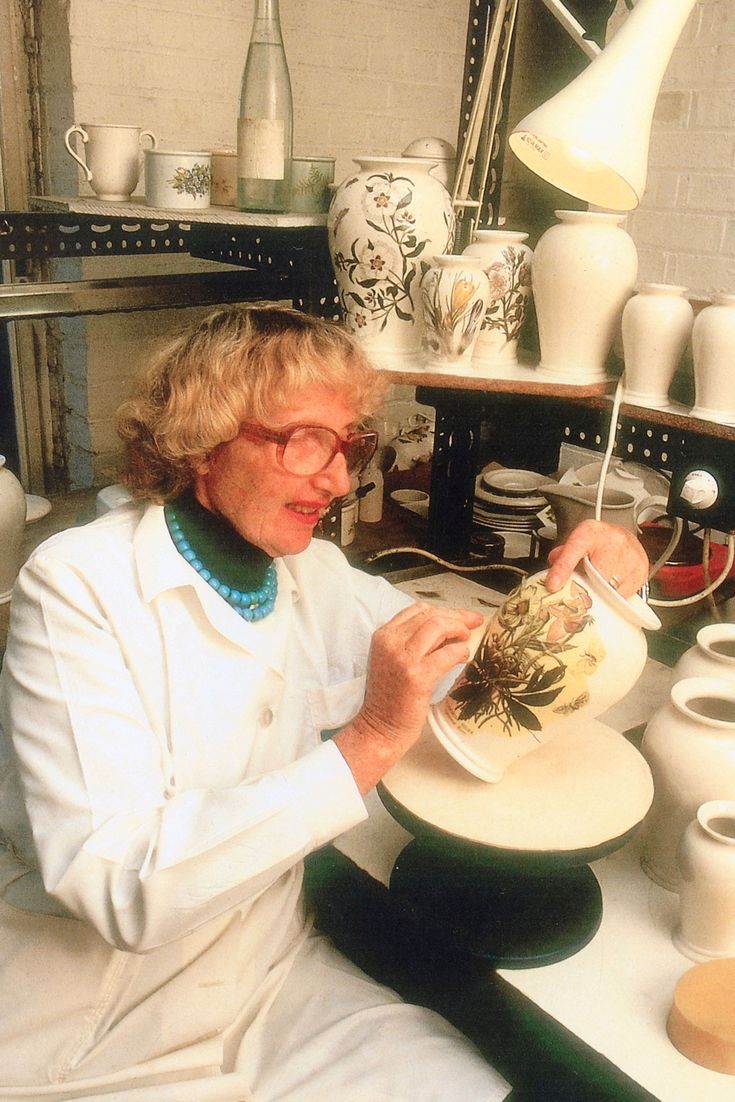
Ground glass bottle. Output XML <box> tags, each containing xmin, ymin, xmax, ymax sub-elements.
<box><xmin>237</xmin><ymin>0</ymin><xmax>293</xmax><ymax>213</ymax></box>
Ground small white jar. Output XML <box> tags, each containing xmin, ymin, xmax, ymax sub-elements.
<box><xmin>675</xmin><ymin>800</ymin><xmax>735</xmax><ymax>961</ymax></box>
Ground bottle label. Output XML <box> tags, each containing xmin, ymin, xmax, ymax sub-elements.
<box><xmin>238</xmin><ymin>118</ymin><xmax>285</xmax><ymax>180</ymax></box>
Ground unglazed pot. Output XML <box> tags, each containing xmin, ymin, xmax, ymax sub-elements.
<box><xmin>0</xmin><ymin>455</ymin><xmax>27</xmax><ymax>604</ymax></box>
<box><xmin>639</xmin><ymin>677</ymin><xmax>735</xmax><ymax>890</ymax></box>
<box><xmin>461</xmin><ymin>229</ymin><xmax>533</xmax><ymax>371</ymax></box>
<box><xmin>327</xmin><ymin>156</ymin><xmax>454</xmax><ymax>370</ymax></box>
<box><xmin>532</xmin><ymin>209</ymin><xmax>638</xmax><ymax>382</ymax></box>
<box><xmin>429</xmin><ymin>559</ymin><xmax>660</xmax><ymax>782</ymax></box>
<box><xmin>675</xmin><ymin>800</ymin><xmax>735</xmax><ymax>961</ymax></box>
<box><xmin>622</xmin><ymin>283</ymin><xmax>693</xmax><ymax>409</ymax></box>
<box><xmin>421</xmin><ymin>254</ymin><xmax>489</xmax><ymax>372</ymax></box>
<box><xmin>672</xmin><ymin>624</ymin><xmax>735</xmax><ymax>686</ymax></box>
<box><xmin>691</xmin><ymin>292</ymin><xmax>735</xmax><ymax>424</ymax></box>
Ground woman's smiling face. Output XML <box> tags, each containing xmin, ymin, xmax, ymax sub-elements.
<box><xmin>193</xmin><ymin>385</ymin><xmax>358</xmax><ymax>557</ymax></box>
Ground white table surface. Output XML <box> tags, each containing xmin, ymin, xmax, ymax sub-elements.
<box><xmin>333</xmin><ymin>573</ymin><xmax>733</xmax><ymax>1101</ymax></box>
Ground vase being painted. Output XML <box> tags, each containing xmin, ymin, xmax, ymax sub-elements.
<box><xmin>675</xmin><ymin>800</ymin><xmax>735</xmax><ymax>962</ymax></box>
<box><xmin>622</xmin><ymin>283</ymin><xmax>693</xmax><ymax>409</ymax></box>
<box><xmin>462</xmin><ymin>228</ymin><xmax>533</xmax><ymax>372</ymax></box>
<box><xmin>639</xmin><ymin>677</ymin><xmax>735</xmax><ymax>891</ymax></box>
<box><xmin>690</xmin><ymin>293</ymin><xmax>735</xmax><ymax>424</ymax></box>
<box><xmin>428</xmin><ymin>559</ymin><xmax>660</xmax><ymax>782</ymax></box>
<box><xmin>533</xmin><ymin>209</ymin><xmax>638</xmax><ymax>382</ymax></box>
<box><xmin>421</xmin><ymin>254</ymin><xmax>489</xmax><ymax>372</ymax></box>
<box><xmin>327</xmin><ymin>156</ymin><xmax>454</xmax><ymax>370</ymax></box>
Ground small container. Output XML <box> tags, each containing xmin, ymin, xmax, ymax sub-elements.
<box><xmin>210</xmin><ymin>149</ymin><xmax>237</xmax><ymax>206</ymax></box>
<box><xmin>340</xmin><ymin>496</ymin><xmax>358</xmax><ymax>546</ymax></box>
<box><xmin>290</xmin><ymin>155</ymin><xmax>335</xmax><ymax>213</ymax></box>
<box><xmin>145</xmin><ymin>149</ymin><xmax>212</xmax><ymax>209</ymax></box>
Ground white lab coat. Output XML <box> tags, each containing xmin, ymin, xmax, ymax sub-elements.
<box><xmin>0</xmin><ymin>503</ymin><xmax>510</xmax><ymax>1101</ymax></box>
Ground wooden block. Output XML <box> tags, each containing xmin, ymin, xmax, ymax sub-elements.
<box><xmin>667</xmin><ymin>958</ymin><xmax>735</xmax><ymax>1075</ymax></box>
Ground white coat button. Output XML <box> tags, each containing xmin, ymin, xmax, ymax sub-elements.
<box><xmin>260</xmin><ymin>707</ymin><xmax>274</xmax><ymax>727</ymax></box>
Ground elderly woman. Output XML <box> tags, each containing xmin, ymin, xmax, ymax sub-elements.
<box><xmin>0</xmin><ymin>305</ymin><xmax>648</xmax><ymax>1101</ymax></box>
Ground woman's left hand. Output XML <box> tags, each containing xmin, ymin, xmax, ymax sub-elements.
<box><xmin>544</xmin><ymin>519</ymin><xmax>650</xmax><ymax>598</ymax></box>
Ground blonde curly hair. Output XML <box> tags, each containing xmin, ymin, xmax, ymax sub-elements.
<box><xmin>117</xmin><ymin>304</ymin><xmax>387</xmax><ymax>501</ymax></box>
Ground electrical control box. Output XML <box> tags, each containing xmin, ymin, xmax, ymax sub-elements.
<box><xmin>668</xmin><ymin>436</ymin><xmax>735</xmax><ymax>533</ymax></box>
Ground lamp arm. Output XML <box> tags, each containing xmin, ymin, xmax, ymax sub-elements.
<box><xmin>538</xmin><ymin>0</ymin><xmax>602</xmax><ymax>58</ymax></box>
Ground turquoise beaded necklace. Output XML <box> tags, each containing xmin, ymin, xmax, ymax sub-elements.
<box><xmin>164</xmin><ymin>498</ymin><xmax>278</xmax><ymax>622</ymax></box>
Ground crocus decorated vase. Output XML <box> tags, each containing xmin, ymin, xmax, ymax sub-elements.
<box><xmin>639</xmin><ymin>676</ymin><xmax>735</xmax><ymax>891</ymax></box>
<box><xmin>690</xmin><ymin>293</ymin><xmax>735</xmax><ymax>424</ymax></box>
<box><xmin>421</xmin><ymin>254</ymin><xmax>489</xmax><ymax>372</ymax></box>
<box><xmin>672</xmin><ymin>624</ymin><xmax>735</xmax><ymax>686</ymax></box>
<box><xmin>675</xmin><ymin>799</ymin><xmax>735</xmax><ymax>962</ymax></box>
<box><xmin>532</xmin><ymin>209</ymin><xmax>638</xmax><ymax>383</ymax></box>
<box><xmin>0</xmin><ymin>455</ymin><xmax>27</xmax><ymax>604</ymax></box>
<box><xmin>428</xmin><ymin>559</ymin><xmax>660</xmax><ymax>782</ymax></box>
<box><xmin>327</xmin><ymin>156</ymin><xmax>454</xmax><ymax>370</ymax></box>
<box><xmin>462</xmin><ymin>228</ymin><xmax>533</xmax><ymax>371</ymax></box>
<box><xmin>622</xmin><ymin>283</ymin><xmax>693</xmax><ymax>409</ymax></box>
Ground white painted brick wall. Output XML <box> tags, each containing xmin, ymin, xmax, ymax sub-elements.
<box><xmin>610</xmin><ymin>0</ymin><xmax>735</xmax><ymax>297</ymax></box>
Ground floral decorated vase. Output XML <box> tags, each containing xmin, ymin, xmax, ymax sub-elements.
<box><xmin>327</xmin><ymin>156</ymin><xmax>455</xmax><ymax>370</ymax></box>
<box><xmin>421</xmin><ymin>254</ymin><xmax>489</xmax><ymax>372</ymax></box>
<box><xmin>462</xmin><ymin>228</ymin><xmax>533</xmax><ymax>371</ymax></box>
<box><xmin>429</xmin><ymin>559</ymin><xmax>660</xmax><ymax>782</ymax></box>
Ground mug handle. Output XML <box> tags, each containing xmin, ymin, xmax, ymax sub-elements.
<box><xmin>64</xmin><ymin>125</ymin><xmax>92</xmax><ymax>182</ymax></box>
<box><xmin>140</xmin><ymin>130</ymin><xmax>157</xmax><ymax>150</ymax></box>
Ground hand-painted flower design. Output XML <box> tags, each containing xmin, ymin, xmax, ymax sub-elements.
<box><xmin>330</xmin><ymin>170</ymin><xmax>453</xmax><ymax>335</ymax></box>
<box><xmin>422</xmin><ymin>271</ymin><xmax>486</xmax><ymax>359</ymax></box>
<box><xmin>168</xmin><ymin>163</ymin><xmax>211</xmax><ymax>199</ymax></box>
<box><xmin>445</xmin><ymin>576</ymin><xmax>604</xmax><ymax>737</ymax></box>
<box><xmin>482</xmin><ymin>246</ymin><xmax>531</xmax><ymax>343</ymax></box>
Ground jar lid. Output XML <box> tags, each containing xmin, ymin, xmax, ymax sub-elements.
<box><xmin>667</xmin><ymin>958</ymin><xmax>735</xmax><ymax>1074</ymax></box>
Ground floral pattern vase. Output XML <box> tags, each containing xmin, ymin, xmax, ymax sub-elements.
<box><xmin>462</xmin><ymin>229</ymin><xmax>533</xmax><ymax>371</ymax></box>
<box><xmin>429</xmin><ymin>559</ymin><xmax>660</xmax><ymax>782</ymax></box>
<box><xmin>327</xmin><ymin>156</ymin><xmax>454</xmax><ymax>370</ymax></box>
<box><xmin>421</xmin><ymin>254</ymin><xmax>489</xmax><ymax>372</ymax></box>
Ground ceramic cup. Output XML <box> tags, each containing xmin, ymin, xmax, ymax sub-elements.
<box><xmin>290</xmin><ymin>156</ymin><xmax>335</xmax><ymax>214</ymax></box>
<box><xmin>144</xmin><ymin>149</ymin><xmax>212</xmax><ymax>210</ymax></box>
<box><xmin>210</xmin><ymin>149</ymin><xmax>237</xmax><ymax>206</ymax></box>
<box><xmin>64</xmin><ymin>123</ymin><xmax>157</xmax><ymax>201</ymax></box>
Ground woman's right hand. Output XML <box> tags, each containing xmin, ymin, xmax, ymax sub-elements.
<box><xmin>334</xmin><ymin>602</ymin><xmax>482</xmax><ymax>794</ymax></box>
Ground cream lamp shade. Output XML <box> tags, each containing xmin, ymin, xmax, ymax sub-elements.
<box><xmin>508</xmin><ymin>0</ymin><xmax>699</xmax><ymax>211</ymax></box>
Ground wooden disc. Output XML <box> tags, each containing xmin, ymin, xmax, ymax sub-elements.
<box><xmin>667</xmin><ymin>958</ymin><xmax>735</xmax><ymax>1075</ymax></box>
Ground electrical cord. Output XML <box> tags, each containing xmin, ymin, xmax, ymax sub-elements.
<box><xmin>362</xmin><ymin>546</ymin><xmax>529</xmax><ymax>579</ymax></box>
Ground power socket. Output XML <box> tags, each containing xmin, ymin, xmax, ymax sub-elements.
<box><xmin>668</xmin><ymin>437</ymin><xmax>735</xmax><ymax>533</ymax></box>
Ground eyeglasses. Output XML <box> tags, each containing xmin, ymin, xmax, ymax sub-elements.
<box><xmin>239</xmin><ymin>422</ymin><xmax>379</xmax><ymax>476</ymax></box>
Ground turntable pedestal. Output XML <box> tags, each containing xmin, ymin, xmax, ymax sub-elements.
<box><xmin>379</xmin><ymin>720</ymin><xmax>654</xmax><ymax>967</ymax></box>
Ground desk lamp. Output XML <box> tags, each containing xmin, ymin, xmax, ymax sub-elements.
<box><xmin>508</xmin><ymin>0</ymin><xmax>698</xmax><ymax>211</ymax></box>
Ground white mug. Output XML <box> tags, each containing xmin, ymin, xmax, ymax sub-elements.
<box><xmin>144</xmin><ymin>149</ymin><xmax>212</xmax><ymax>210</ymax></box>
<box><xmin>64</xmin><ymin>123</ymin><xmax>157</xmax><ymax>201</ymax></box>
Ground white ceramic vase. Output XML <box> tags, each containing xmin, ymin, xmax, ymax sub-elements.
<box><xmin>0</xmin><ymin>456</ymin><xmax>27</xmax><ymax>604</ymax></box>
<box><xmin>327</xmin><ymin>156</ymin><xmax>455</xmax><ymax>370</ymax></box>
<box><xmin>639</xmin><ymin>677</ymin><xmax>735</xmax><ymax>890</ymax></box>
<box><xmin>421</xmin><ymin>254</ymin><xmax>489</xmax><ymax>372</ymax></box>
<box><xmin>532</xmin><ymin>209</ymin><xmax>638</xmax><ymax>382</ymax></box>
<box><xmin>672</xmin><ymin>624</ymin><xmax>735</xmax><ymax>685</ymax></box>
<box><xmin>690</xmin><ymin>293</ymin><xmax>735</xmax><ymax>424</ymax></box>
<box><xmin>428</xmin><ymin>558</ymin><xmax>660</xmax><ymax>782</ymax></box>
<box><xmin>675</xmin><ymin>800</ymin><xmax>735</xmax><ymax>961</ymax></box>
<box><xmin>622</xmin><ymin>283</ymin><xmax>693</xmax><ymax>408</ymax></box>
<box><xmin>461</xmin><ymin>229</ymin><xmax>533</xmax><ymax>371</ymax></box>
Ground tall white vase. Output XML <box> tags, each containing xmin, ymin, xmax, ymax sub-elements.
<box><xmin>0</xmin><ymin>456</ymin><xmax>27</xmax><ymax>604</ymax></box>
<box><xmin>675</xmin><ymin>799</ymin><xmax>735</xmax><ymax>961</ymax></box>
<box><xmin>532</xmin><ymin>209</ymin><xmax>638</xmax><ymax>383</ymax></box>
<box><xmin>421</xmin><ymin>254</ymin><xmax>489</xmax><ymax>373</ymax></box>
<box><xmin>327</xmin><ymin>156</ymin><xmax>455</xmax><ymax>371</ymax></box>
<box><xmin>639</xmin><ymin>677</ymin><xmax>735</xmax><ymax>890</ymax></box>
<box><xmin>622</xmin><ymin>283</ymin><xmax>693</xmax><ymax>408</ymax></box>
<box><xmin>690</xmin><ymin>292</ymin><xmax>735</xmax><ymax>424</ymax></box>
<box><xmin>461</xmin><ymin>228</ymin><xmax>533</xmax><ymax>372</ymax></box>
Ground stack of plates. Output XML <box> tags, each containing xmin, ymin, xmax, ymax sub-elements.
<box><xmin>473</xmin><ymin>468</ymin><xmax>547</xmax><ymax>536</ymax></box>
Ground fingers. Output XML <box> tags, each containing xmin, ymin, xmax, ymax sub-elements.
<box><xmin>545</xmin><ymin>520</ymin><xmax>649</xmax><ymax>597</ymax></box>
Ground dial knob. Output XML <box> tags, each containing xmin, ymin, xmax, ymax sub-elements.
<box><xmin>679</xmin><ymin>470</ymin><xmax>719</xmax><ymax>510</ymax></box>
